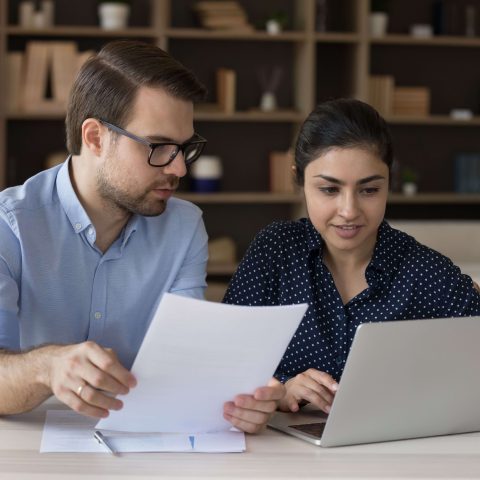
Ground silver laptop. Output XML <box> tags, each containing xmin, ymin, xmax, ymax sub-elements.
<box><xmin>268</xmin><ymin>316</ymin><xmax>480</xmax><ymax>447</ymax></box>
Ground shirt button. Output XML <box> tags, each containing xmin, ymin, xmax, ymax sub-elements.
<box><xmin>94</xmin><ymin>312</ymin><xmax>102</xmax><ymax>320</ymax></box>
<box><xmin>336</xmin><ymin>355</ymin><xmax>343</xmax><ymax>366</ymax></box>
<box><xmin>88</xmin><ymin>228</ymin><xmax>94</xmax><ymax>236</ymax></box>
<box><xmin>74</xmin><ymin>223</ymin><xmax>82</xmax><ymax>231</ymax></box>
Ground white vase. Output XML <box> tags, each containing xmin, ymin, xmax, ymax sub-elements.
<box><xmin>402</xmin><ymin>182</ymin><xmax>418</xmax><ymax>196</ymax></box>
<box><xmin>266</xmin><ymin>19</ymin><xmax>281</xmax><ymax>35</ymax></box>
<box><xmin>98</xmin><ymin>3</ymin><xmax>130</xmax><ymax>30</ymax></box>
<box><xmin>260</xmin><ymin>91</ymin><xmax>277</xmax><ymax>112</ymax></box>
<box><xmin>369</xmin><ymin>12</ymin><xmax>388</xmax><ymax>37</ymax></box>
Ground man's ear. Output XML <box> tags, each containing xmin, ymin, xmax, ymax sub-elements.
<box><xmin>81</xmin><ymin>119</ymin><xmax>104</xmax><ymax>157</ymax></box>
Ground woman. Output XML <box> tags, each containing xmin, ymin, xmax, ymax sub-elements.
<box><xmin>223</xmin><ymin>98</ymin><xmax>480</xmax><ymax>415</ymax></box>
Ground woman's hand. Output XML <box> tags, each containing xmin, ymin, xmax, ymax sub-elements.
<box><xmin>278</xmin><ymin>369</ymin><xmax>338</xmax><ymax>414</ymax></box>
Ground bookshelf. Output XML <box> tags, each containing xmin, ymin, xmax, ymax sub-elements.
<box><xmin>0</xmin><ymin>0</ymin><xmax>479</xmax><ymax>299</ymax></box>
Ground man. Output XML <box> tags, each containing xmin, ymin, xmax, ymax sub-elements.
<box><xmin>0</xmin><ymin>40</ymin><xmax>283</xmax><ymax>433</ymax></box>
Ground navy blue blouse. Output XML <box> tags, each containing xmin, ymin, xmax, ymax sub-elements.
<box><xmin>223</xmin><ymin>219</ymin><xmax>480</xmax><ymax>383</ymax></box>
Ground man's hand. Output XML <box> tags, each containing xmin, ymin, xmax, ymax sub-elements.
<box><xmin>44</xmin><ymin>341</ymin><xmax>137</xmax><ymax>418</ymax></box>
<box><xmin>278</xmin><ymin>368</ymin><xmax>338</xmax><ymax>414</ymax></box>
<box><xmin>223</xmin><ymin>378</ymin><xmax>285</xmax><ymax>434</ymax></box>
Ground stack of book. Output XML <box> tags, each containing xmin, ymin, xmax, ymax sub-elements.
<box><xmin>269</xmin><ymin>150</ymin><xmax>295</xmax><ymax>194</ymax></box>
<box><xmin>6</xmin><ymin>41</ymin><xmax>93</xmax><ymax>114</ymax></box>
<box><xmin>194</xmin><ymin>1</ymin><xmax>253</xmax><ymax>31</ymax></box>
<box><xmin>393</xmin><ymin>87</ymin><xmax>430</xmax><ymax>116</ymax></box>
<box><xmin>454</xmin><ymin>153</ymin><xmax>480</xmax><ymax>193</ymax></box>
<box><xmin>368</xmin><ymin>75</ymin><xmax>394</xmax><ymax>116</ymax></box>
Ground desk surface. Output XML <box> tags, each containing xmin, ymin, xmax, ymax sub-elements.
<box><xmin>1</xmin><ymin>400</ymin><xmax>480</xmax><ymax>480</ymax></box>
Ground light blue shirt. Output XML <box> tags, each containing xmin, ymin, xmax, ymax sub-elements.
<box><xmin>0</xmin><ymin>159</ymin><xmax>208</xmax><ymax>368</ymax></box>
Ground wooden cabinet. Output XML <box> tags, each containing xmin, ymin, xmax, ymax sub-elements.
<box><xmin>0</xmin><ymin>0</ymin><xmax>478</xmax><ymax>287</ymax></box>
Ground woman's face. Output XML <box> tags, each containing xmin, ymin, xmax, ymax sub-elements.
<box><xmin>303</xmin><ymin>147</ymin><xmax>389</xmax><ymax>259</ymax></box>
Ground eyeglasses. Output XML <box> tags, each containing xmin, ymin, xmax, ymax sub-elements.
<box><xmin>99</xmin><ymin>120</ymin><xmax>207</xmax><ymax>168</ymax></box>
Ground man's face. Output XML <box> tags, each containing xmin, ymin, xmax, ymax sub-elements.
<box><xmin>97</xmin><ymin>86</ymin><xmax>194</xmax><ymax>217</ymax></box>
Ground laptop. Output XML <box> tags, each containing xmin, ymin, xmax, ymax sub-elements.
<box><xmin>268</xmin><ymin>316</ymin><xmax>480</xmax><ymax>447</ymax></box>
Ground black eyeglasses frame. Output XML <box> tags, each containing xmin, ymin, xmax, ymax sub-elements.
<box><xmin>99</xmin><ymin>120</ymin><xmax>207</xmax><ymax>168</ymax></box>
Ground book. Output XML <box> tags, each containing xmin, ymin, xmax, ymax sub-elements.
<box><xmin>393</xmin><ymin>87</ymin><xmax>430</xmax><ymax>116</ymax></box>
<box><xmin>269</xmin><ymin>150</ymin><xmax>295</xmax><ymax>193</ymax></box>
<box><xmin>22</xmin><ymin>41</ymin><xmax>51</xmax><ymax>111</ymax></box>
<box><xmin>368</xmin><ymin>75</ymin><xmax>394</xmax><ymax>116</ymax></box>
<box><xmin>6</xmin><ymin>52</ymin><xmax>24</xmax><ymax>113</ymax></box>
<box><xmin>51</xmin><ymin>42</ymin><xmax>78</xmax><ymax>105</ymax></box>
<box><xmin>216</xmin><ymin>68</ymin><xmax>236</xmax><ymax>114</ymax></box>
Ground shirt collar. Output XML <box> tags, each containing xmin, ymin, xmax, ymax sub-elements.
<box><xmin>56</xmin><ymin>156</ymin><xmax>92</xmax><ymax>235</ymax></box>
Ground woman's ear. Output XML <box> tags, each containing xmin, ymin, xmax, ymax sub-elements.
<box><xmin>81</xmin><ymin>119</ymin><xmax>104</xmax><ymax>156</ymax></box>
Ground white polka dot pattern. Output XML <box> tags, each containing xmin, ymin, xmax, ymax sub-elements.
<box><xmin>223</xmin><ymin>219</ymin><xmax>480</xmax><ymax>382</ymax></box>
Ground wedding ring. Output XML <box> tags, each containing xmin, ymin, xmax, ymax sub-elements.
<box><xmin>76</xmin><ymin>384</ymin><xmax>85</xmax><ymax>398</ymax></box>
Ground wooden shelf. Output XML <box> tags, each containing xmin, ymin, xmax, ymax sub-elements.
<box><xmin>165</xmin><ymin>28</ymin><xmax>307</xmax><ymax>42</ymax></box>
<box><xmin>315</xmin><ymin>32</ymin><xmax>361</xmax><ymax>43</ymax></box>
<box><xmin>194</xmin><ymin>110</ymin><xmax>304</xmax><ymax>122</ymax></box>
<box><xmin>386</xmin><ymin>115</ymin><xmax>480</xmax><ymax>126</ymax></box>
<box><xmin>370</xmin><ymin>34</ymin><xmax>480</xmax><ymax>48</ymax></box>
<box><xmin>388</xmin><ymin>193</ymin><xmax>480</xmax><ymax>204</ymax></box>
<box><xmin>6</xmin><ymin>26</ymin><xmax>157</xmax><ymax>38</ymax></box>
<box><xmin>176</xmin><ymin>192</ymin><xmax>302</xmax><ymax>204</ymax></box>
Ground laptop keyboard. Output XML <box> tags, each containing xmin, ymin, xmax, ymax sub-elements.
<box><xmin>290</xmin><ymin>422</ymin><xmax>326</xmax><ymax>438</ymax></box>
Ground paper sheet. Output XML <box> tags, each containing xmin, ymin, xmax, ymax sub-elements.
<box><xmin>97</xmin><ymin>294</ymin><xmax>307</xmax><ymax>433</ymax></box>
<box><xmin>41</xmin><ymin>410</ymin><xmax>245</xmax><ymax>453</ymax></box>
<box><xmin>97</xmin><ymin>294</ymin><xmax>308</xmax><ymax>433</ymax></box>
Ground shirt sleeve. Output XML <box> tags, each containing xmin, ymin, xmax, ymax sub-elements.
<box><xmin>169</xmin><ymin>214</ymin><xmax>208</xmax><ymax>300</ymax></box>
<box><xmin>438</xmin><ymin>265</ymin><xmax>480</xmax><ymax>317</ymax></box>
<box><xmin>0</xmin><ymin>216</ymin><xmax>21</xmax><ymax>351</ymax></box>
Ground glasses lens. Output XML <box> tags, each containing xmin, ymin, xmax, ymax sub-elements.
<box><xmin>184</xmin><ymin>142</ymin><xmax>205</xmax><ymax>165</ymax></box>
<box><xmin>150</xmin><ymin>144</ymin><xmax>178</xmax><ymax>166</ymax></box>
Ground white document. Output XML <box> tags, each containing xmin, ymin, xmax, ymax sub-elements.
<box><xmin>97</xmin><ymin>294</ymin><xmax>307</xmax><ymax>433</ymax></box>
<box><xmin>41</xmin><ymin>410</ymin><xmax>245</xmax><ymax>453</ymax></box>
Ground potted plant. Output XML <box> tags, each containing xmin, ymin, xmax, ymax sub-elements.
<box><xmin>98</xmin><ymin>0</ymin><xmax>131</xmax><ymax>30</ymax></box>
<box><xmin>370</xmin><ymin>0</ymin><xmax>389</xmax><ymax>37</ymax></box>
<box><xmin>265</xmin><ymin>10</ymin><xmax>288</xmax><ymax>35</ymax></box>
<box><xmin>401</xmin><ymin>167</ymin><xmax>419</xmax><ymax>196</ymax></box>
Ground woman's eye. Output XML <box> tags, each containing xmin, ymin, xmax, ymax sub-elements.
<box><xmin>319</xmin><ymin>187</ymin><xmax>338</xmax><ymax>195</ymax></box>
<box><xmin>361</xmin><ymin>187</ymin><xmax>380</xmax><ymax>195</ymax></box>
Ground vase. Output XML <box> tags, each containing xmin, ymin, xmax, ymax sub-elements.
<box><xmin>402</xmin><ymin>182</ymin><xmax>418</xmax><ymax>196</ymax></box>
<box><xmin>260</xmin><ymin>91</ymin><xmax>277</xmax><ymax>112</ymax></box>
<box><xmin>369</xmin><ymin>12</ymin><xmax>388</xmax><ymax>37</ymax></box>
<box><xmin>98</xmin><ymin>3</ymin><xmax>130</xmax><ymax>30</ymax></box>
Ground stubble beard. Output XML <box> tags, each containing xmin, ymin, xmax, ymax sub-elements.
<box><xmin>96</xmin><ymin>163</ymin><xmax>170</xmax><ymax>218</ymax></box>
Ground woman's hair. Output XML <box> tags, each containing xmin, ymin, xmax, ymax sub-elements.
<box><xmin>65</xmin><ymin>40</ymin><xmax>206</xmax><ymax>155</ymax></box>
<box><xmin>294</xmin><ymin>98</ymin><xmax>393</xmax><ymax>185</ymax></box>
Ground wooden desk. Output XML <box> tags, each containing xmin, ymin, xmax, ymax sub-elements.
<box><xmin>2</xmin><ymin>400</ymin><xmax>480</xmax><ymax>479</ymax></box>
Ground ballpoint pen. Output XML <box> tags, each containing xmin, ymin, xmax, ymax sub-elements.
<box><xmin>94</xmin><ymin>430</ymin><xmax>118</xmax><ymax>456</ymax></box>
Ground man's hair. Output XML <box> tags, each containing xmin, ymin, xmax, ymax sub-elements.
<box><xmin>65</xmin><ymin>40</ymin><xmax>207</xmax><ymax>154</ymax></box>
<box><xmin>294</xmin><ymin>98</ymin><xmax>393</xmax><ymax>186</ymax></box>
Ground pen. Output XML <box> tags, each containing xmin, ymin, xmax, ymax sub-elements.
<box><xmin>94</xmin><ymin>430</ymin><xmax>117</xmax><ymax>456</ymax></box>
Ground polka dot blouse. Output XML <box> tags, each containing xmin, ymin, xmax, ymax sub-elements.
<box><xmin>223</xmin><ymin>219</ymin><xmax>480</xmax><ymax>383</ymax></box>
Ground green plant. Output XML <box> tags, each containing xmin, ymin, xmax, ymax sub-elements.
<box><xmin>266</xmin><ymin>10</ymin><xmax>288</xmax><ymax>28</ymax></box>
<box><xmin>371</xmin><ymin>0</ymin><xmax>390</xmax><ymax>13</ymax></box>
<box><xmin>401</xmin><ymin>167</ymin><xmax>418</xmax><ymax>184</ymax></box>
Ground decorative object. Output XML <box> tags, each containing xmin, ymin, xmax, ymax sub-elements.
<box><xmin>258</xmin><ymin>66</ymin><xmax>283</xmax><ymax>112</ymax></box>
<box><xmin>368</xmin><ymin>75</ymin><xmax>394</xmax><ymax>116</ymax></box>
<box><xmin>269</xmin><ymin>150</ymin><xmax>295</xmax><ymax>193</ymax></box>
<box><xmin>401</xmin><ymin>167</ymin><xmax>419</xmax><ymax>196</ymax></box>
<box><xmin>19</xmin><ymin>1</ymin><xmax>35</xmax><ymax>27</ymax></box>
<box><xmin>369</xmin><ymin>0</ymin><xmax>389</xmax><ymax>37</ymax></box>
<box><xmin>208</xmin><ymin>237</ymin><xmax>237</xmax><ymax>265</ymax></box>
<box><xmin>410</xmin><ymin>24</ymin><xmax>433</xmax><ymax>38</ymax></box>
<box><xmin>190</xmin><ymin>155</ymin><xmax>223</xmax><ymax>193</ymax></box>
<box><xmin>465</xmin><ymin>5</ymin><xmax>476</xmax><ymax>37</ymax></box>
<box><xmin>450</xmin><ymin>109</ymin><xmax>473</xmax><ymax>120</ymax></box>
<box><xmin>265</xmin><ymin>11</ymin><xmax>288</xmax><ymax>35</ymax></box>
<box><xmin>98</xmin><ymin>0</ymin><xmax>131</xmax><ymax>30</ymax></box>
